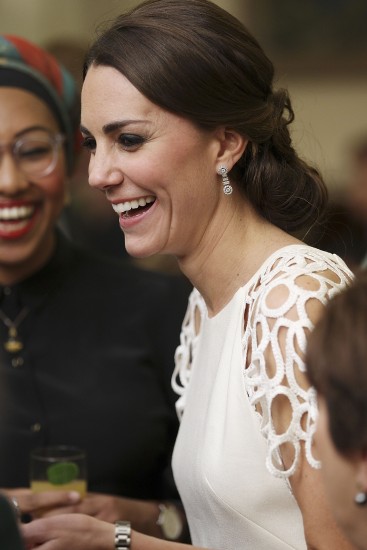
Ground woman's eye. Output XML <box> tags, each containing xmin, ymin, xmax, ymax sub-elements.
<box><xmin>81</xmin><ymin>137</ymin><xmax>96</xmax><ymax>152</ymax></box>
<box><xmin>19</xmin><ymin>144</ymin><xmax>52</xmax><ymax>161</ymax></box>
<box><xmin>118</xmin><ymin>134</ymin><xmax>145</xmax><ymax>151</ymax></box>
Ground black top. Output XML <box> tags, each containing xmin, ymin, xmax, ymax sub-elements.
<box><xmin>0</xmin><ymin>231</ymin><xmax>190</xmax><ymax>500</ymax></box>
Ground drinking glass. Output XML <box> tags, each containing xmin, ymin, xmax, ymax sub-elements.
<box><xmin>30</xmin><ymin>445</ymin><xmax>87</xmax><ymax>497</ymax></box>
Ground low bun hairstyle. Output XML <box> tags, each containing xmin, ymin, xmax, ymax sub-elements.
<box><xmin>84</xmin><ymin>0</ymin><xmax>327</xmax><ymax>235</ymax></box>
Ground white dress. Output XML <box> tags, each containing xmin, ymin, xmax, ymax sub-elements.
<box><xmin>172</xmin><ymin>245</ymin><xmax>353</xmax><ymax>550</ymax></box>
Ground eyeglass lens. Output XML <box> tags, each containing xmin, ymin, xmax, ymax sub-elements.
<box><xmin>0</xmin><ymin>131</ymin><xmax>63</xmax><ymax>178</ymax></box>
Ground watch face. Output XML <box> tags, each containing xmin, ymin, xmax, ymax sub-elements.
<box><xmin>159</xmin><ymin>504</ymin><xmax>183</xmax><ymax>540</ymax></box>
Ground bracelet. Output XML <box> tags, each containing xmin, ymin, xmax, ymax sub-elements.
<box><xmin>115</xmin><ymin>520</ymin><xmax>131</xmax><ymax>550</ymax></box>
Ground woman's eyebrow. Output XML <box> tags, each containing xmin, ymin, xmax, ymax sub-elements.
<box><xmin>80</xmin><ymin>120</ymin><xmax>148</xmax><ymax>136</ymax></box>
<box><xmin>15</xmin><ymin>125</ymin><xmax>52</xmax><ymax>138</ymax></box>
<box><xmin>102</xmin><ymin>120</ymin><xmax>148</xmax><ymax>134</ymax></box>
<box><xmin>80</xmin><ymin>124</ymin><xmax>91</xmax><ymax>135</ymax></box>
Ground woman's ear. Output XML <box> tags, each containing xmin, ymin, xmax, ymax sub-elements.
<box><xmin>214</xmin><ymin>127</ymin><xmax>248</xmax><ymax>170</ymax></box>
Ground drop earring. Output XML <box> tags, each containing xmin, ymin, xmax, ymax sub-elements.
<box><xmin>218</xmin><ymin>165</ymin><xmax>233</xmax><ymax>195</ymax></box>
<box><xmin>354</xmin><ymin>491</ymin><xmax>367</xmax><ymax>506</ymax></box>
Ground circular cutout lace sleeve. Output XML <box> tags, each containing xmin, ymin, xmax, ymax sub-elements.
<box><xmin>172</xmin><ymin>246</ymin><xmax>353</xmax><ymax>480</ymax></box>
<box><xmin>242</xmin><ymin>249</ymin><xmax>353</xmax><ymax>478</ymax></box>
<box><xmin>172</xmin><ymin>288</ymin><xmax>203</xmax><ymax>420</ymax></box>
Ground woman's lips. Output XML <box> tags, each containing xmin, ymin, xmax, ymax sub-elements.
<box><xmin>112</xmin><ymin>195</ymin><xmax>156</xmax><ymax>217</ymax></box>
<box><xmin>0</xmin><ymin>202</ymin><xmax>40</xmax><ymax>240</ymax></box>
<box><xmin>112</xmin><ymin>196</ymin><xmax>157</xmax><ymax>230</ymax></box>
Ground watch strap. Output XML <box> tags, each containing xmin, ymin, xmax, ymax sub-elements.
<box><xmin>115</xmin><ymin>520</ymin><xmax>131</xmax><ymax>549</ymax></box>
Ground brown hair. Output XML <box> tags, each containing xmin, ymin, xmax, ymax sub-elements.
<box><xmin>306</xmin><ymin>270</ymin><xmax>367</xmax><ymax>454</ymax></box>
<box><xmin>84</xmin><ymin>0</ymin><xmax>327</xmax><ymax>235</ymax></box>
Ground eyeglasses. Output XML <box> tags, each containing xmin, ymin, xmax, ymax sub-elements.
<box><xmin>0</xmin><ymin>131</ymin><xmax>65</xmax><ymax>178</ymax></box>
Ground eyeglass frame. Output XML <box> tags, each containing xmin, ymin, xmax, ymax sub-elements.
<box><xmin>0</xmin><ymin>131</ymin><xmax>66</xmax><ymax>179</ymax></box>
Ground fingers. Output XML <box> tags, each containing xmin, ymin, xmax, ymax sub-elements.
<box><xmin>22</xmin><ymin>517</ymin><xmax>53</xmax><ymax>547</ymax></box>
<box><xmin>6</xmin><ymin>488</ymin><xmax>81</xmax><ymax>515</ymax></box>
<box><xmin>29</xmin><ymin>490</ymin><xmax>81</xmax><ymax>511</ymax></box>
<box><xmin>22</xmin><ymin>514</ymin><xmax>84</xmax><ymax>546</ymax></box>
<box><xmin>21</xmin><ymin>514</ymin><xmax>115</xmax><ymax>550</ymax></box>
<box><xmin>55</xmin><ymin>495</ymin><xmax>111</xmax><ymax>520</ymax></box>
<box><xmin>41</xmin><ymin>504</ymin><xmax>80</xmax><ymax>517</ymax></box>
<box><xmin>73</xmin><ymin>494</ymin><xmax>120</xmax><ymax>521</ymax></box>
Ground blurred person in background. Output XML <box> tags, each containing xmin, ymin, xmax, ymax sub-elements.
<box><xmin>0</xmin><ymin>34</ymin><xmax>190</xmax><ymax>541</ymax></box>
<box><xmin>306</xmin><ymin>269</ymin><xmax>367</xmax><ymax>550</ymax></box>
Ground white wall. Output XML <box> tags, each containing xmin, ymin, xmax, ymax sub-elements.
<box><xmin>0</xmin><ymin>0</ymin><xmax>248</xmax><ymax>44</ymax></box>
<box><xmin>0</xmin><ymin>0</ymin><xmax>134</xmax><ymax>44</ymax></box>
<box><xmin>283</xmin><ymin>77</ymin><xmax>367</xmax><ymax>190</ymax></box>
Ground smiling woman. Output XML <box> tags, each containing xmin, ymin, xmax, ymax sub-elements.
<box><xmin>0</xmin><ymin>86</ymin><xmax>68</xmax><ymax>279</ymax></box>
<box><xmin>20</xmin><ymin>1</ymin><xmax>356</xmax><ymax>549</ymax></box>
<box><xmin>0</xmin><ymin>33</ymin><xmax>78</xmax><ymax>280</ymax></box>
<box><xmin>81</xmin><ymin>65</ymin><xmax>224</xmax><ymax>261</ymax></box>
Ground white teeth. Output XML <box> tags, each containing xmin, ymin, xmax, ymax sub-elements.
<box><xmin>0</xmin><ymin>205</ymin><xmax>35</xmax><ymax>221</ymax></box>
<box><xmin>0</xmin><ymin>220</ymin><xmax>29</xmax><ymax>232</ymax></box>
<box><xmin>112</xmin><ymin>196</ymin><xmax>155</xmax><ymax>214</ymax></box>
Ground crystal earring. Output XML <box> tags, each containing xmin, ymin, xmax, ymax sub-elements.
<box><xmin>355</xmin><ymin>491</ymin><xmax>367</xmax><ymax>506</ymax></box>
<box><xmin>218</xmin><ymin>165</ymin><xmax>233</xmax><ymax>195</ymax></box>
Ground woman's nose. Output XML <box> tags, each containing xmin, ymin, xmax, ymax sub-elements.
<box><xmin>0</xmin><ymin>152</ymin><xmax>29</xmax><ymax>195</ymax></box>
<box><xmin>88</xmin><ymin>148</ymin><xmax>123</xmax><ymax>192</ymax></box>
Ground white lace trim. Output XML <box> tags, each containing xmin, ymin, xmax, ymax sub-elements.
<box><xmin>172</xmin><ymin>289</ymin><xmax>204</xmax><ymax>420</ymax></box>
<box><xmin>172</xmin><ymin>245</ymin><xmax>353</xmax><ymax>478</ymax></box>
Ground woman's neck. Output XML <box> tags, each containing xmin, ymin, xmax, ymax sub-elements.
<box><xmin>0</xmin><ymin>232</ymin><xmax>56</xmax><ymax>287</ymax></box>
<box><xmin>178</xmin><ymin>205</ymin><xmax>300</xmax><ymax>317</ymax></box>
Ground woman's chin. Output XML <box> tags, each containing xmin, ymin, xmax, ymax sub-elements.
<box><xmin>124</xmin><ymin>244</ymin><xmax>159</xmax><ymax>260</ymax></box>
<box><xmin>124</xmin><ymin>237</ymin><xmax>166</xmax><ymax>260</ymax></box>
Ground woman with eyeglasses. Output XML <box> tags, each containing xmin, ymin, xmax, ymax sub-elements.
<box><xmin>0</xmin><ymin>35</ymin><xmax>190</xmax><ymax>541</ymax></box>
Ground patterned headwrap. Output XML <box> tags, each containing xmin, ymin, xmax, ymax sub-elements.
<box><xmin>0</xmin><ymin>34</ymin><xmax>81</xmax><ymax>174</ymax></box>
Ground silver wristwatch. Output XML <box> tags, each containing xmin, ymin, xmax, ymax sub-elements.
<box><xmin>156</xmin><ymin>503</ymin><xmax>183</xmax><ymax>540</ymax></box>
<box><xmin>115</xmin><ymin>520</ymin><xmax>131</xmax><ymax>550</ymax></box>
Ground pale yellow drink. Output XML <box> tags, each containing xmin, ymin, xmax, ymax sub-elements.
<box><xmin>30</xmin><ymin>446</ymin><xmax>87</xmax><ymax>498</ymax></box>
<box><xmin>31</xmin><ymin>479</ymin><xmax>87</xmax><ymax>497</ymax></box>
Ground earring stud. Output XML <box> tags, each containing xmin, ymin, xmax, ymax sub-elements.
<box><xmin>218</xmin><ymin>166</ymin><xmax>233</xmax><ymax>195</ymax></box>
<box><xmin>355</xmin><ymin>491</ymin><xmax>367</xmax><ymax>506</ymax></box>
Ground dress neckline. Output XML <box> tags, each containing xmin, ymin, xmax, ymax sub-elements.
<box><xmin>200</xmin><ymin>243</ymin><xmax>321</xmax><ymax>321</ymax></box>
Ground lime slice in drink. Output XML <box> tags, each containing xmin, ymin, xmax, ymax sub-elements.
<box><xmin>47</xmin><ymin>461</ymin><xmax>79</xmax><ymax>485</ymax></box>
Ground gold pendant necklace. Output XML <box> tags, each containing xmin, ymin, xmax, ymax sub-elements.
<box><xmin>0</xmin><ymin>307</ymin><xmax>30</xmax><ymax>353</ymax></box>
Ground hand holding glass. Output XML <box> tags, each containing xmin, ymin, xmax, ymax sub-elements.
<box><xmin>30</xmin><ymin>446</ymin><xmax>87</xmax><ymax>497</ymax></box>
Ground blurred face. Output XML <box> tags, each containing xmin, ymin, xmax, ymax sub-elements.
<box><xmin>81</xmin><ymin>65</ymin><xmax>224</xmax><ymax>260</ymax></box>
<box><xmin>0</xmin><ymin>88</ymin><xmax>67</xmax><ymax>283</ymax></box>
<box><xmin>315</xmin><ymin>396</ymin><xmax>364</xmax><ymax>548</ymax></box>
